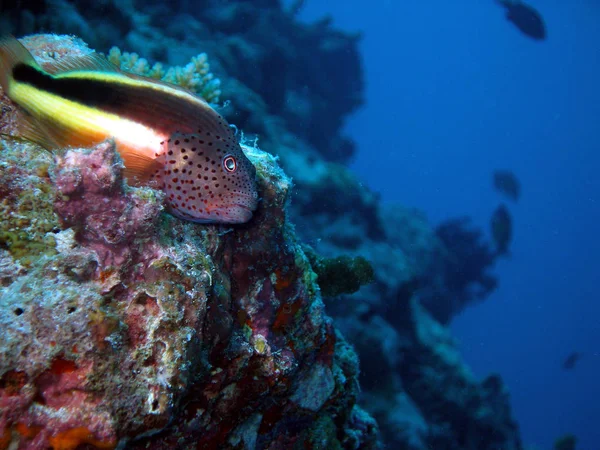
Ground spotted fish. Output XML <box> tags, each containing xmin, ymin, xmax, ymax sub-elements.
<box><xmin>160</xmin><ymin>132</ymin><xmax>257</xmax><ymax>222</ymax></box>
<box><xmin>0</xmin><ymin>35</ymin><xmax>258</xmax><ymax>223</ymax></box>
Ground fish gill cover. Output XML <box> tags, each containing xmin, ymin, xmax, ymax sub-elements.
<box><xmin>0</xmin><ymin>1</ymin><xmax>523</xmax><ymax>449</ymax></box>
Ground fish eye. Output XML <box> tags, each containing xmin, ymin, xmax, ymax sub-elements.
<box><xmin>223</xmin><ymin>155</ymin><xmax>237</xmax><ymax>173</ymax></box>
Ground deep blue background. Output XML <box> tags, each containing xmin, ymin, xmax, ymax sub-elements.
<box><xmin>286</xmin><ymin>0</ymin><xmax>600</xmax><ymax>448</ymax></box>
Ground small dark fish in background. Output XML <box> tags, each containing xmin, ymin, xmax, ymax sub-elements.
<box><xmin>496</xmin><ymin>0</ymin><xmax>547</xmax><ymax>40</ymax></box>
<box><xmin>562</xmin><ymin>352</ymin><xmax>583</xmax><ymax>370</ymax></box>
<box><xmin>490</xmin><ymin>204</ymin><xmax>512</xmax><ymax>256</ymax></box>
<box><xmin>554</xmin><ymin>433</ymin><xmax>577</xmax><ymax>450</ymax></box>
<box><xmin>493</xmin><ymin>170</ymin><xmax>521</xmax><ymax>202</ymax></box>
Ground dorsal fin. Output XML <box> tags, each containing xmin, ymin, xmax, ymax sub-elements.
<box><xmin>0</xmin><ymin>34</ymin><xmax>40</xmax><ymax>94</ymax></box>
<box><xmin>44</xmin><ymin>52</ymin><xmax>121</xmax><ymax>75</ymax></box>
<box><xmin>123</xmin><ymin>70</ymin><xmax>200</xmax><ymax>97</ymax></box>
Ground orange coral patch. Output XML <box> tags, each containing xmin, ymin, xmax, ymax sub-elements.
<box><xmin>272</xmin><ymin>297</ymin><xmax>303</xmax><ymax>332</ymax></box>
<box><xmin>48</xmin><ymin>427</ymin><xmax>116</xmax><ymax>450</ymax></box>
<box><xmin>0</xmin><ymin>427</ymin><xmax>11</xmax><ymax>450</ymax></box>
<box><xmin>316</xmin><ymin>326</ymin><xmax>337</xmax><ymax>367</ymax></box>
<box><xmin>274</xmin><ymin>269</ymin><xmax>294</xmax><ymax>291</ymax></box>
<box><xmin>15</xmin><ymin>423</ymin><xmax>42</xmax><ymax>439</ymax></box>
<box><xmin>98</xmin><ymin>269</ymin><xmax>116</xmax><ymax>283</ymax></box>
<box><xmin>50</xmin><ymin>357</ymin><xmax>78</xmax><ymax>375</ymax></box>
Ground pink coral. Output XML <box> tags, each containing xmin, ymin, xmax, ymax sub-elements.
<box><xmin>53</xmin><ymin>140</ymin><xmax>163</xmax><ymax>269</ymax></box>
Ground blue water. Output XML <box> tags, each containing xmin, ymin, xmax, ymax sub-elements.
<box><xmin>288</xmin><ymin>1</ymin><xmax>600</xmax><ymax>448</ymax></box>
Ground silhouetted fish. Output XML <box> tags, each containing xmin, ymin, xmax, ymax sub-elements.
<box><xmin>493</xmin><ymin>170</ymin><xmax>521</xmax><ymax>202</ymax></box>
<box><xmin>554</xmin><ymin>433</ymin><xmax>577</xmax><ymax>450</ymax></box>
<box><xmin>490</xmin><ymin>204</ymin><xmax>512</xmax><ymax>256</ymax></box>
<box><xmin>562</xmin><ymin>352</ymin><xmax>582</xmax><ymax>370</ymax></box>
<box><xmin>496</xmin><ymin>0</ymin><xmax>546</xmax><ymax>40</ymax></box>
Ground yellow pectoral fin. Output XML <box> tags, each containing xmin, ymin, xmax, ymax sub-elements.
<box><xmin>16</xmin><ymin>110</ymin><xmax>62</xmax><ymax>149</ymax></box>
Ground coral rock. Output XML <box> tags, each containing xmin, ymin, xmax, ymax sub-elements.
<box><xmin>0</xmin><ymin>135</ymin><xmax>379</xmax><ymax>449</ymax></box>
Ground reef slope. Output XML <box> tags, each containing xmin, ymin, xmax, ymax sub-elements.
<box><xmin>0</xmin><ymin>37</ymin><xmax>379</xmax><ymax>448</ymax></box>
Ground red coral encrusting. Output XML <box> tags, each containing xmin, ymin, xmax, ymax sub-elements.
<box><xmin>53</xmin><ymin>141</ymin><xmax>163</xmax><ymax>269</ymax></box>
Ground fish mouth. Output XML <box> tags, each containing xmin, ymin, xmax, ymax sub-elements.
<box><xmin>232</xmin><ymin>192</ymin><xmax>259</xmax><ymax>209</ymax></box>
<box><xmin>213</xmin><ymin>203</ymin><xmax>255</xmax><ymax>224</ymax></box>
<box><xmin>171</xmin><ymin>203</ymin><xmax>254</xmax><ymax>224</ymax></box>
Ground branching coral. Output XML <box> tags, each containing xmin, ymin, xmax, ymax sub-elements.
<box><xmin>108</xmin><ymin>47</ymin><xmax>222</xmax><ymax>103</ymax></box>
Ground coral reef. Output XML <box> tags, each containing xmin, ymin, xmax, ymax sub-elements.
<box><xmin>0</xmin><ymin>4</ymin><xmax>523</xmax><ymax>447</ymax></box>
<box><xmin>0</xmin><ymin>137</ymin><xmax>379</xmax><ymax>449</ymax></box>
<box><xmin>333</xmin><ymin>297</ymin><xmax>522</xmax><ymax>450</ymax></box>
<box><xmin>399</xmin><ymin>305</ymin><xmax>521</xmax><ymax>449</ymax></box>
<box><xmin>108</xmin><ymin>47</ymin><xmax>222</xmax><ymax>103</ymax></box>
<box><xmin>0</xmin><ymin>35</ymin><xmax>379</xmax><ymax>448</ymax></box>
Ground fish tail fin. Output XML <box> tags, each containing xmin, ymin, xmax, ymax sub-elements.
<box><xmin>0</xmin><ymin>35</ymin><xmax>39</xmax><ymax>96</ymax></box>
<box><xmin>0</xmin><ymin>35</ymin><xmax>63</xmax><ymax>150</ymax></box>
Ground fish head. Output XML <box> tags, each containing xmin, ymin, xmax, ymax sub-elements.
<box><xmin>162</xmin><ymin>132</ymin><xmax>258</xmax><ymax>224</ymax></box>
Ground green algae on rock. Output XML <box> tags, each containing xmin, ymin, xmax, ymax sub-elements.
<box><xmin>305</xmin><ymin>247</ymin><xmax>375</xmax><ymax>297</ymax></box>
<box><xmin>0</xmin><ymin>141</ymin><xmax>59</xmax><ymax>266</ymax></box>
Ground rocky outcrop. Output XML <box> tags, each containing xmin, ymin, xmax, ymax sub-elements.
<box><xmin>0</xmin><ymin>136</ymin><xmax>379</xmax><ymax>448</ymax></box>
<box><xmin>0</xmin><ymin>13</ymin><xmax>520</xmax><ymax>447</ymax></box>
